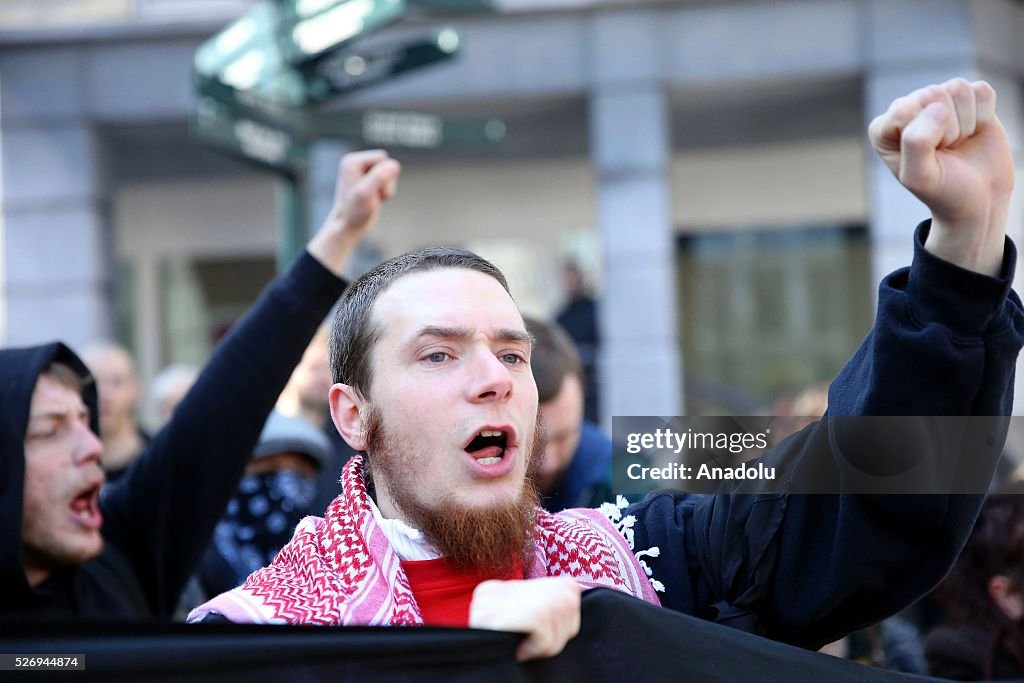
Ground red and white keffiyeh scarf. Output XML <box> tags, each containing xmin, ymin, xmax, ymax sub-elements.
<box><xmin>188</xmin><ymin>455</ymin><xmax>661</xmax><ymax>625</ymax></box>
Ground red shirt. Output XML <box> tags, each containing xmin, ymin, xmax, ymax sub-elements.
<box><xmin>400</xmin><ymin>557</ymin><xmax>524</xmax><ymax>627</ymax></box>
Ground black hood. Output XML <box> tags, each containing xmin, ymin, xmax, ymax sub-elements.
<box><xmin>0</xmin><ymin>342</ymin><xmax>98</xmax><ymax>610</ymax></box>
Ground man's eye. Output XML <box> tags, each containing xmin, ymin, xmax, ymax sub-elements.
<box><xmin>501</xmin><ymin>353</ymin><xmax>525</xmax><ymax>365</ymax></box>
<box><xmin>426</xmin><ymin>352</ymin><xmax>450</xmax><ymax>363</ymax></box>
<box><xmin>28</xmin><ymin>430</ymin><xmax>57</xmax><ymax>441</ymax></box>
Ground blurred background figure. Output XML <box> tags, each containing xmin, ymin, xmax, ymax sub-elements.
<box><xmin>555</xmin><ymin>262</ymin><xmax>601</xmax><ymax>424</ymax></box>
<box><xmin>769</xmin><ymin>381</ymin><xmax>830</xmax><ymax>446</ymax></box>
<box><xmin>276</xmin><ymin>326</ymin><xmax>332</xmax><ymax>430</ymax></box>
<box><xmin>147</xmin><ymin>363</ymin><xmax>198</xmax><ymax>432</ymax></box>
<box><xmin>198</xmin><ymin>411</ymin><xmax>330</xmax><ymax>599</ymax></box>
<box><xmin>925</xmin><ymin>483</ymin><xmax>1024</xmax><ymax>680</ymax></box>
<box><xmin>818</xmin><ymin>614</ymin><xmax>926</xmax><ymax>674</ymax></box>
<box><xmin>81</xmin><ymin>341</ymin><xmax>149</xmax><ymax>482</ymax></box>
<box><xmin>525</xmin><ymin>317</ymin><xmax>612</xmax><ymax>513</ymax></box>
<box><xmin>790</xmin><ymin>382</ymin><xmax>828</xmax><ymax>426</ymax></box>
<box><xmin>275</xmin><ymin>325</ymin><xmax>356</xmax><ymax>513</ymax></box>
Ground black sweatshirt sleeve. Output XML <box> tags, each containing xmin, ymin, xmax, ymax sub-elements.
<box><xmin>627</xmin><ymin>222</ymin><xmax>1024</xmax><ymax>648</ymax></box>
<box><xmin>99</xmin><ymin>251</ymin><xmax>346</xmax><ymax>616</ymax></box>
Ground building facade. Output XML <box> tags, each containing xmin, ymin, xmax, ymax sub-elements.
<box><xmin>2</xmin><ymin>0</ymin><xmax>1023</xmax><ymax>421</ymax></box>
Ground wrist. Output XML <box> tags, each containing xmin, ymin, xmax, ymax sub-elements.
<box><xmin>306</xmin><ymin>225</ymin><xmax>360</xmax><ymax>277</ymax></box>
<box><xmin>905</xmin><ymin>221</ymin><xmax>1015</xmax><ymax>337</ymax></box>
<box><xmin>925</xmin><ymin>207</ymin><xmax>1007</xmax><ymax>277</ymax></box>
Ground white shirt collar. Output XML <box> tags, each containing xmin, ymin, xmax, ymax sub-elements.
<box><xmin>368</xmin><ymin>497</ymin><xmax>442</xmax><ymax>561</ymax></box>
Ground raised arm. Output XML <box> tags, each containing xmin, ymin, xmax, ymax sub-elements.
<box><xmin>628</xmin><ymin>79</ymin><xmax>1024</xmax><ymax>647</ymax></box>
<box><xmin>831</xmin><ymin>78</ymin><xmax>1018</xmax><ymax>419</ymax></box>
<box><xmin>100</xmin><ymin>151</ymin><xmax>401</xmax><ymax>616</ymax></box>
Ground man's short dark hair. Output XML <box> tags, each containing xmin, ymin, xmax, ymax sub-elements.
<box><xmin>523</xmin><ymin>317</ymin><xmax>583</xmax><ymax>405</ymax></box>
<box><xmin>329</xmin><ymin>246</ymin><xmax>510</xmax><ymax>399</ymax></box>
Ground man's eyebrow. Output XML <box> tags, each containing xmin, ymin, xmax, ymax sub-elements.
<box><xmin>404</xmin><ymin>325</ymin><xmax>533</xmax><ymax>348</ymax></box>
<box><xmin>494</xmin><ymin>328</ymin><xmax>533</xmax><ymax>346</ymax></box>
<box><xmin>28</xmin><ymin>411</ymin><xmax>68</xmax><ymax>422</ymax></box>
<box><xmin>28</xmin><ymin>407</ymin><xmax>88</xmax><ymax>421</ymax></box>
<box><xmin>406</xmin><ymin>325</ymin><xmax>473</xmax><ymax>347</ymax></box>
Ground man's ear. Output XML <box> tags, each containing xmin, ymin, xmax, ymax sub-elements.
<box><xmin>988</xmin><ymin>575</ymin><xmax>1024</xmax><ymax>620</ymax></box>
<box><xmin>330</xmin><ymin>383</ymin><xmax>367</xmax><ymax>451</ymax></box>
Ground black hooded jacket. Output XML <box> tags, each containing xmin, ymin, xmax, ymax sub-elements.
<box><xmin>0</xmin><ymin>251</ymin><xmax>345</xmax><ymax>618</ymax></box>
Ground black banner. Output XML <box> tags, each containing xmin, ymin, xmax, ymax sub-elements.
<box><xmin>0</xmin><ymin>590</ymin><xmax>954</xmax><ymax>682</ymax></box>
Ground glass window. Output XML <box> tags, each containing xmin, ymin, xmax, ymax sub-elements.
<box><xmin>160</xmin><ymin>255</ymin><xmax>276</xmax><ymax>367</ymax></box>
<box><xmin>677</xmin><ymin>225</ymin><xmax>871</xmax><ymax>414</ymax></box>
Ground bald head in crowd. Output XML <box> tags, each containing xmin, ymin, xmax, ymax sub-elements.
<box><xmin>81</xmin><ymin>342</ymin><xmax>146</xmax><ymax>477</ymax></box>
<box><xmin>277</xmin><ymin>325</ymin><xmax>332</xmax><ymax>427</ymax></box>
<box><xmin>148</xmin><ymin>364</ymin><xmax>198</xmax><ymax>430</ymax></box>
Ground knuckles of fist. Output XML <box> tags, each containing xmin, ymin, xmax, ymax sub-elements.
<box><xmin>864</xmin><ymin>77</ymin><xmax>1012</xmax><ymax>277</ymax></box>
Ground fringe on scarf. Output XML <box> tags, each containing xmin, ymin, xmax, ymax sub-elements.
<box><xmin>599</xmin><ymin>495</ymin><xmax>665</xmax><ymax>593</ymax></box>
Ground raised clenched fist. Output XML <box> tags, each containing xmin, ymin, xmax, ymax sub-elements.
<box><xmin>307</xmin><ymin>149</ymin><xmax>401</xmax><ymax>276</ymax></box>
<box><xmin>868</xmin><ymin>78</ymin><xmax>1014</xmax><ymax>276</ymax></box>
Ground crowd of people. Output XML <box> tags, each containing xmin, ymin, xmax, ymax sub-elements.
<box><xmin>2</xmin><ymin>78</ymin><xmax>1024</xmax><ymax>680</ymax></box>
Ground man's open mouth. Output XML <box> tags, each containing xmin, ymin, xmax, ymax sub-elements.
<box><xmin>465</xmin><ymin>428</ymin><xmax>510</xmax><ymax>465</ymax></box>
<box><xmin>69</xmin><ymin>483</ymin><xmax>102</xmax><ymax>528</ymax></box>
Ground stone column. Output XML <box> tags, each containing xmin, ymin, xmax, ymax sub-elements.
<box><xmin>588</xmin><ymin>9</ymin><xmax>683</xmax><ymax>424</ymax></box>
<box><xmin>0</xmin><ymin>46</ymin><xmax>112</xmax><ymax>348</ymax></box>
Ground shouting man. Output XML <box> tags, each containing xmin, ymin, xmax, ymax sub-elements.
<box><xmin>191</xmin><ymin>79</ymin><xmax>1023</xmax><ymax>662</ymax></box>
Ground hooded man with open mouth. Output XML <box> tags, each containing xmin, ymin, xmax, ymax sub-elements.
<box><xmin>0</xmin><ymin>150</ymin><xmax>400</xmax><ymax>620</ymax></box>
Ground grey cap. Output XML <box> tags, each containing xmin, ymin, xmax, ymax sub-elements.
<box><xmin>253</xmin><ymin>410</ymin><xmax>331</xmax><ymax>471</ymax></box>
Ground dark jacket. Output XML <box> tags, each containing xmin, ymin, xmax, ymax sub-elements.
<box><xmin>0</xmin><ymin>251</ymin><xmax>345</xmax><ymax>619</ymax></box>
<box><xmin>628</xmin><ymin>222</ymin><xmax>1024</xmax><ymax>649</ymax></box>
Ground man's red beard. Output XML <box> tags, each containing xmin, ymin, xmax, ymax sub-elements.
<box><xmin>364</xmin><ymin>405</ymin><xmax>545</xmax><ymax>576</ymax></box>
